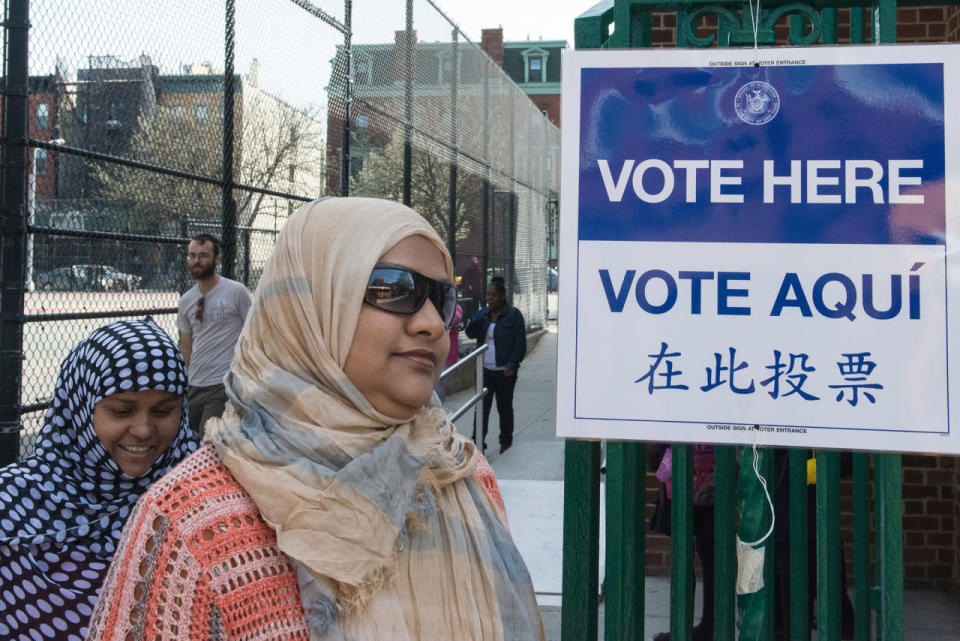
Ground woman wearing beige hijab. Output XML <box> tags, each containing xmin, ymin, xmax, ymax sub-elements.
<box><xmin>86</xmin><ymin>198</ymin><xmax>544</xmax><ymax>641</ymax></box>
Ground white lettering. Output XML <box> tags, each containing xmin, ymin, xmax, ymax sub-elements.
<box><xmin>763</xmin><ymin>160</ymin><xmax>802</xmax><ymax>203</ymax></box>
<box><xmin>889</xmin><ymin>159</ymin><xmax>924</xmax><ymax>204</ymax></box>
<box><xmin>807</xmin><ymin>160</ymin><xmax>842</xmax><ymax>204</ymax></box>
<box><xmin>597</xmin><ymin>159</ymin><xmax>635</xmax><ymax>202</ymax></box>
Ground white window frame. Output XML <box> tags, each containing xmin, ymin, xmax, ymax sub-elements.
<box><xmin>521</xmin><ymin>47</ymin><xmax>550</xmax><ymax>83</ymax></box>
<box><xmin>36</xmin><ymin>103</ymin><xmax>49</xmax><ymax>130</ymax></box>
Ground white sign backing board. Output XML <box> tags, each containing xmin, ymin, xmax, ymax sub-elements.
<box><xmin>556</xmin><ymin>44</ymin><xmax>960</xmax><ymax>453</ymax></box>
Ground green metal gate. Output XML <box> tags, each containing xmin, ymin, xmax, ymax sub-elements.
<box><xmin>558</xmin><ymin>1</ymin><xmax>951</xmax><ymax>638</ymax></box>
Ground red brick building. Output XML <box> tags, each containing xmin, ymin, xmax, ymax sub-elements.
<box><xmin>479</xmin><ymin>28</ymin><xmax>567</xmax><ymax>128</ymax></box>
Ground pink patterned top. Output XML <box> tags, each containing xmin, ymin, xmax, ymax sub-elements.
<box><xmin>86</xmin><ymin>444</ymin><xmax>505</xmax><ymax>641</ymax></box>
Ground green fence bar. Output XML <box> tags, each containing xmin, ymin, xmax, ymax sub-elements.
<box><xmin>562</xmin><ymin>439</ymin><xmax>602</xmax><ymax>641</ymax></box>
<box><xmin>714</xmin><ymin>445</ymin><xmax>737</xmax><ymax>641</ymax></box>
<box><xmin>850</xmin><ymin>7</ymin><xmax>865</xmax><ymax>43</ymax></box>
<box><xmin>789</xmin><ymin>449</ymin><xmax>810</xmax><ymax>641</ymax></box>
<box><xmin>852</xmin><ymin>453</ymin><xmax>871</xmax><ymax>641</ymax></box>
<box><xmin>605</xmin><ymin>441</ymin><xmax>646</xmax><ymax>641</ymax></box>
<box><xmin>873</xmin><ymin>0</ymin><xmax>897</xmax><ymax>43</ymax></box>
<box><xmin>670</xmin><ymin>443</ymin><xmax>695</xmax><ymax>641</ymax></box>
<box><xmin>762</xmin><ymin>449</ymin><xmax>775</xmax><ymax>641</ymax></box>
<box><xmin>817</xmin><ymin>451</ymin><xmax>841</xmax><ymax>641</ymax></box>
<box><xmin>875</xmin><ymin>454</ymin><xmax>903</xmax><ymax>641</ymax></box>
<box><xmin>574</xmin><ymin>0</ymin><xmax>615</xmax><ymax>49</ymax></box>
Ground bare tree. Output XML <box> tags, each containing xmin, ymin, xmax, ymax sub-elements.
<box><xmin>350</xmin><ymin>135</ymin><xmax>475</xmax><ymax>243</ymax></box>
<box><xmin>91</xmin><ymin>91</ymin><xmax>325</xmax><ymax>234</ymax></box>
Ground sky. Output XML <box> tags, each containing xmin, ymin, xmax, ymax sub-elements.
<box><xmin>434</xmin><ymin>0</ymin><xmax>591</xmax><ymax>45</ymax></box>
<box><xmin>27</xmin><ymin>0</ymin><xmax>594</xmax><ymax>112</ymax></box>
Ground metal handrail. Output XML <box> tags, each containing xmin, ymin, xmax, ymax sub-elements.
<box><xmin>437</xmin><ymin>343</ymin><xmax>485</xmax><ymax>382</ymax></box>
<box><xmin>440</xmin><ymin>344</ymin><xmax>488</xmax><ymax>445</ymax></box>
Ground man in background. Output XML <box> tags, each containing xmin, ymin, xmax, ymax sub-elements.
<box><xmin>177</xmin><ymin>233</ymin><xmax>252</xmax><ymax>437</ymax></box>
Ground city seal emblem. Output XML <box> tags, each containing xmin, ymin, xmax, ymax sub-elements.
<box><xmin>734</xmin><ymin>80</ymin><xmax>780</xmax><ymax>125</ymax></box>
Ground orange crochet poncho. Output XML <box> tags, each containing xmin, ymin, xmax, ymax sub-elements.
<box><xmin>86</xmin><ymin>445</ymin><xmax>506</xmax><ymax>641</ymax></box>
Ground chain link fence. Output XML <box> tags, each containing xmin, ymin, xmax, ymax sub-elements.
<box><xmin>1</xmin><ymin>0</ymin><xmax>560</xmax><ymax>461</ymax></box>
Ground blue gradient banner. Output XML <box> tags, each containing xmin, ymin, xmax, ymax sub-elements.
<box><xmin>577</xmin><ymin>63</ymin><xmax>945</xmax><ymax>245</ymax></box>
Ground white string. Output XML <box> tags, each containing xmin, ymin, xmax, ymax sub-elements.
<box><xmin>739</xmin><ymin>426</ymin><xmax>776</xmax><ymax>547</ymax></box>
<box><xmin>748</xmin><ymin>0</ymin><xmax>762</xmax><ymax>64</ymax></box>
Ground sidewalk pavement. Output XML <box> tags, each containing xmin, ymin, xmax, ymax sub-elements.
<box><xmin>442</xmin><ymin>319</ymin><xmax>960</xmax><ymax>641</ymax></box>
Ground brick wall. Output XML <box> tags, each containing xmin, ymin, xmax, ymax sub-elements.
<box><xmin>901</xmin><ymin>455</ymin><xmax>957</xmax><ymax>588</ymax></box>
<box><xmin>645</xmin><ymin>5</ymin><xmax>959</xmax><ymax>46</ymax></box>
<box><xmin>949</xmin><ymin>5</ymin><xmax>960</xmax><ymax>40</ymax></box>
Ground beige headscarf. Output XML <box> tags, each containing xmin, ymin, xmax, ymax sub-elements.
<box><xmin>206</xmin><ymin>198</ymin><xmax>542</xmax><ymax>640</ymax></box>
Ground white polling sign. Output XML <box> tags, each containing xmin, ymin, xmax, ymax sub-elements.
<box><xmin>556</xmin><ymin>44</ymin><xmax>960</xmax><ymax>453</ymax></box>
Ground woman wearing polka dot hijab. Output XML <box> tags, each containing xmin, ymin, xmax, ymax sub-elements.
<box><xmin>0</xmin><ymin>317</ymin><xmax>199</xmax><ymax>641</ymax></box>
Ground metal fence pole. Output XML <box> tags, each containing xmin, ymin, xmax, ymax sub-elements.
<box><xmin>402</xmin><ymin>0</ymin><xmax>413</xmax><ymax>206</ymax></box>
<box><xmin>0</xmin><ymin>0</ymin><xmax>30</xmax><ymax>466</ymax></box>
<box><xmin>447</xmin><ymin>29</ymin><xmax>458</xmax><ymax>267</ymax></box>
<box><xmin>221</xmin><ymin>0</ymin><xmax>237</xmax><ymax>279</ymax></box>
<box><xmin>242</xmin><ymin>227</ymin><xmax>251</xmax><ymax>284</ymax></box>
<box><xmin>481</xmin><ymin>61</ymin><xmax>490</xmax><ymax>294</ymax></box>
<box><xmin>561</xmin><ymin>439</ymin><xmax>601</xmax><ymax>641</ymax></box>
<box><xmin>670</xmin><ymin>442</ymin><xmax>694</xmax><ymax>641</ymax></box>
<box><xmin>789</xmin><ymin>449</ymin><xmax>810</xmax><ymax>641</ymax></box>
<box><xmin>817</xmin><ymin>451</ymin><xmax>841</xmax><ymax>641</ymax></box>
<box><xmin>339</xmin><ymin>0</ymin><xmax>352</xmax><ymax>197</ymax></box>
<box><xmin>876</xmin><ymin>454</ymin><xmax>904</xmax><ymax>641</ymax></box>
<box><xmin>474</xmin><ymin>349</ymin><xmax>484</xmax><ymax>448</ymax></box>
<box><xmin>605</xmin><ymin>441</ymin><xmax>646</xmax><ymax>640</ymax></box>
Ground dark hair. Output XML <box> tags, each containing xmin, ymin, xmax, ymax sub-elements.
<box><xmin>191</xmin><ymin>233</ymin><xmax>221</xmax><ymax>257</ymax></box>
<box><xmin>489</xmin><ymin>276</ymin><xmax>506</xmax><ymax>297</ymax></box>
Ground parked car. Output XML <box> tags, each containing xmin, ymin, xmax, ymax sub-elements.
<box><xmin>101</xmin><ymin>267</ymin><xmax>142</xmax><ymax>291</ymax></box>
<box><xmin>34</xmin><ymin>266</ymin><xmax>77</xmax><ymax>291</ymax></box>
<box><xmin>548</xmin><ymin>267</ymin><xmax>559</xmax><ymax>292</ymax></box>
<box><xmin>34</xmin><ymin>264</ymin><xmax>141</xmax><ymax>291</ymax></box>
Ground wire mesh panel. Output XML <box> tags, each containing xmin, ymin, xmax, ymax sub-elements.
<box><xmin>4</xmin><ymin>0</ymin><xmax>559</xmax><ymax>461</ymax></box>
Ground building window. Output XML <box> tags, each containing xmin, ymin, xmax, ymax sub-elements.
<box><xmin>521</xmin><ymin>47</ymin><xmax>550</xmax><ymax>83</ymax></box>
<box><xmin>354</xmin><ymin>60</ymin><xmax>369</xmax><ymax>84</ymax></box>
<box><xmin>36</xmin><ymin>103</ymin><xmax>49</xmax><ymax>130</ymax></box>
<box><xmin>355</xmin><ymin>114</ymin><xmax>368</xmax><ymax>130</ymax></box>
<box><xmin>169</xmin><ymin>99</ymin><xmax>185</xmax><ymax>118</ymax></box>
<box><xmin>528</xmin><ymin>57</ymin><xmax>543</xmax><ymax>82</ymax></box>
<box><xmin>196</xmin><ymin>102</ymin><xmax>209</xmax><ymax>119</ymax></box>
<box><xmin>35</xmin><ymin>149</ymin><xmax>47</xmax><ymax>175</ymax></box>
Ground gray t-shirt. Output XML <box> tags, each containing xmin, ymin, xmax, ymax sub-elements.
<box><xmin>177</xmin><ymin>276</ymin><xmax>252</xmax><ymax>387</ymax></box>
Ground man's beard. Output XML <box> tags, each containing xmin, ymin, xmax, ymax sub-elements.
<box><xmin>192</xmin><ymin>263</ymin><xmax>216</xmax><ymax>280</ymax></box>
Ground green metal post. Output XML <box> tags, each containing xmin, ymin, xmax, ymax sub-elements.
<box><xmin>632</xmin><ymin>10</ymin><xmax>652</xmax><ymax>48</ymax></box>
<box><xmin>817</xmin><ymin>451</ymin><xmax>841</xmax><ymax>641</ymax></box>
<box><xmin>562</xmin><ymin>440</ymin><xmax>601</xmax><ymax>641</ymax></box>
<box><xmin>850</xmin><ymin>7</ymin><xmax>865</xmax><ymax>44</ymax></box>
<box><xmin>714</xmin><ymin>446</ymin><xmax>737</xmax><ymax>641</ymax></box>
<box><xmin>670</xmin><ymin>443</ymin><xmax>694</xmax><ymax>641</ymax></box>
<box><xmin>762</xmin><ymin>450</ymin><xmax>775</xmax><ymax>641</ymax></box>
<box><xmin>573</xmin><ymin>0</ymin><xmax>615</xmax><ymax>50</ymax></box>
<box><xmin>822</xmin><ymin>8</ymin><xmax>838</xmax><ymax>43</ymax></box>
<box><xmin>789</xmin><ymin>449</ymin><xmax>809</xmax><ymax>641</ymax></box>
<box><xmin>567</xmin><ymin>11</ymin><xmax>607</xmax><ymax>641</ymax></box>
<box><xmin>872</xmin><ymin>0</ymin><xmax>896</xmax><ymax>43</ymax></box>
<box><xmin>870</xmin><ymin>4</ymin><xmax>901</xmax><ymax>635</ymax></box>
<box><xmin>853</xmin><ymin>453</ymin><xmax>871</xmax><ymax>641</ymax></box>
<box><xmin>610</xmin><ymin>0</ymin><xmax>632</xmax><ymax>47</ymax></box>
<box><xmin>875</xmin><ymin>454</ymin><xmax>903</xmax><ymax>641</ymax></box>
<box><xmin>605</xmin><ymin>442</ymin><xmax>646</xmax><ymax>640</ymax></box>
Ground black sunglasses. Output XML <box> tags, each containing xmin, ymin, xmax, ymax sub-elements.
<box><xmin>364</xmin><ymin>264</ymin><xmax>458</xmax><ymax>329</ymax></box>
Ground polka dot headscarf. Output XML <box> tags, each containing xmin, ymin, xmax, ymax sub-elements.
<box><xmin>0</xmin><ymin>317</ymin><xmax>198</xmax><ymax>640</ymax></box>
